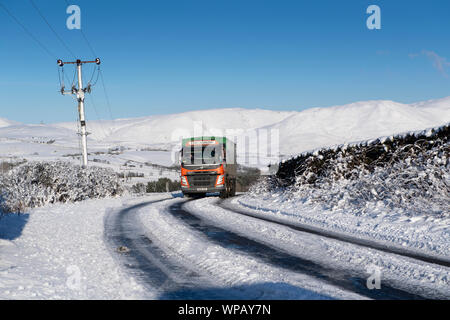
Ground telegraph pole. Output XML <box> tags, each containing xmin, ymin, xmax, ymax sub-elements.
<box><xmin>57</xmin><ymin>58</ymin><xmax>100</xmax><ymax>168</ymax></box>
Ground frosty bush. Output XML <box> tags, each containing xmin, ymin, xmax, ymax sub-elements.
<box><xmin>248</xmin><ymin>175</ymin><xmax>278</xmax><ymax>195</ymax></box>
<box><xmin>253</xmin><ymin>124</ymin><xmax>450</xmax><ymax>216</ymax></box>
<box><xmin>146</xmin><ymin>178</ymin><xmax>180</xmax><ymax>193</ymax></box>
<box><xmin>130</xmin><ymin>182</ymin><xmax>147</xmax><ymax>194</ymax></box>
<box><xmin>0</xmin><ymin>161</ymin><xmax>124</xmax><ymax>213</ymax></box>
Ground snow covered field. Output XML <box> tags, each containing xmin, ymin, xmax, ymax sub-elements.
<box><xmin>1</xmin><ymin>96</ymin><xmax>449</xmax><ymax>175</ymax></box>
<box><xmin>1</xmin><ymin>192</ymin><xmax>447</xmax><ymax>300</ymax></box>
<box><xmin>0</xmin><ymin>195</ymin><xmax>169</xmax><ymax>299</ymax></box>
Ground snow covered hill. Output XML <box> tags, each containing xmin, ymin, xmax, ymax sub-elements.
<box><xmin>0</xmin><ymin>118</ymin><xmax>18</xmax><ymax>128</ymax></box>
<box><xmin>0</xmin><ymin>96</ymin><xmax>449</xmax><ymax>170</ymax></box>
<box><xmin>82</xmin><ymin>108</ymin><xmax>296</xmax><ymax>146</ymax></box>
<box><xmin>265</xmin><ymin>99</ymin><xmax>450</xmax><ymax>155</ymax></box>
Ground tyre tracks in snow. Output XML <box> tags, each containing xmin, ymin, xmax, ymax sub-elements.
<box><xmin>167</xmin><ymin>199</ymin><xmax>426</xmax><ymax>300</ymax></box>
<box><xmin>104</xmin><ymin>197</ymin><xmax>234</xmax><ymax>299</ymax></box>
<box><xmin>219</xmin><ymin>198</ymin><xmax>450</xmax><ymax>269</ymax></box>
<box><xmin>105</xmin><ymin>195</ymin><xmax>434</xmax><ymax>299</ymax></box>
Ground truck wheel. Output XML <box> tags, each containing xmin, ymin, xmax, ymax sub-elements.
<box><xmin>230</xmin><ymin>178</ymin><xmax>236</xmax><ymax>197</ymax></box>
<box><xmin>220</xmin><ymin>177</ymin><xmax>232</xmax><ymax>198</ymax></box>
<box><xmin>219</xmin><ymin>189</ymin><xmax>227</xmax><ymax>199</ymax></box>
<box><xmin>219</xmin><ymin>182</ymin><xmax>227</xmax><ymax>198</ymax></box>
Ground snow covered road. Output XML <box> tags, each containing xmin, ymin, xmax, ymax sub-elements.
<box><xmin>1</xmin><ymin>193</ymin><xmax>449</xmax><ymax>299</ymax></box>
<box><xmin>107</xmin><ymin>195</ymin><xmax>449</xmax><ymax>299</ymax></box>
<box><xmin>108</xmin><ymin>196</ymin><xmax>358</xmax><ymax>299</ymax></box>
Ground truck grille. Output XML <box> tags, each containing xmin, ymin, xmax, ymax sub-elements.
<box><xmin>187</xmin><ymin>175</ymin><xmax>217</xmax><ymax>187</ymax></box>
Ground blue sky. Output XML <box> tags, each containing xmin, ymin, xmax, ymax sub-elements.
<box><xmin>1</xmin><ymin>0</ymin><xmax>450</xmax><ymax>123</ymax></box>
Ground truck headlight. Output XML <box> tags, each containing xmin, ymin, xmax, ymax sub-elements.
<box><xmin>216</xmin><ymin>174</ymin><xmax>225</xmax><ymax>186</ymax></box>
<box><xmin>181</xmin><ymin>176</ymin><xmax>189</xmax><ymax>187</ymax></box>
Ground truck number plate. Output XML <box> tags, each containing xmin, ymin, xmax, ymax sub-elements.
<box><xmin>197</xmin><ymin>187</ymin><xmax>207</xmax><ymax>191</ymax></box>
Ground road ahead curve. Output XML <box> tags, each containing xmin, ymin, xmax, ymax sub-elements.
<box><xmin>104</xmin><ymin>195</ymin><xmax>448</xmax><ymax>300</ymax></box>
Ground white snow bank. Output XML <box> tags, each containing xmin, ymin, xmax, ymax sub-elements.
<box><xmin>0</xmin><ymin>195</ymin><xmax>168</xmax><ymax>299</ymax></box>
<box><xmin>236</xmin><ymin>193</ymin><xmax>450</xmax><ymax>261</ymax></box>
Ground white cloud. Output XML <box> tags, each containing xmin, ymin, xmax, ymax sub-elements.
<box><xmin>410</xmin><ymin>50</ymin><xmax>450</xmax><ymax>77</ymax></box>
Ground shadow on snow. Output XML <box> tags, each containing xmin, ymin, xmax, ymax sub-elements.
<box><xmin>0</xmin><ymin>213</ymin><xmax>30</xmax><ymax>241</ymax></box>
<box><xmin>157</xmin><ymin>282</ymin><xmax>335</xmax><ymax>300</ymax></box>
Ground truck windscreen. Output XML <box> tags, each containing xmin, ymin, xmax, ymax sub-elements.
<box><xmin>182</xmin><ymin>145</ymin><xmax>222</xmax><ymax>165</ymax></box>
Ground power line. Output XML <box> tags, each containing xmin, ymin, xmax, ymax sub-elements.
<box><xmin>1</xmin><ymin>1</ymin><xmax>75</xmax><ymax>87</ymax></box>
<box><xmin>62</xmin><ymin>0</ymin><xmax>113</xmax><ymax>121</ymax></box>
<box><xmin>0</xmin><ymin>2</ymin><xmax>56</xmax><ymax>59</ymax></box>
<box><xmin>57</xmin><ymin>65</ymin><xmax>63</xmax><ymax>88</ymax></box>
<box><xmin>58</xmin><ymin>59</ymin><xmax>102</xmax><ymax>168</ymax></box>
<box><xmin>62</xmin><ymin>0</ymin><xmax>96</xmax><ymax>57</ymax></box>
<box><xmin>114</xmin><ymin>156</ymin><xmax>179</xmax><ymax>173</ymax></box>
<box><xmin>29</xmin><ymin>0</ymin><xmax>77</xmax><ymax>59</ymax></box>
<box><xmin>27</xmin><ymin>0</ymin><xmax>87</xmax><ymax>92</ymax></box>
<box><xmin>99</xmin><ymin>69</ymin><xmax>114</xmax><ymax>120</ymax></box>
<box><xmin>0</xmin><ymin>2</ymin><xmax>77</xmax><ymax>94</ymax></box>
<box><xmin>87</xmin><ymin>64</ymin><xmax>100</xmax><ymax>86</ymax></box>
<box><xmin>81</xmin><ymin>29</ymin><xmax>97</xmax><ymax>57</ymax></box>
<box><xmin>86</xmin><ymin>93</ymin><xmax>109</xmax><ymax>139</ymax></box>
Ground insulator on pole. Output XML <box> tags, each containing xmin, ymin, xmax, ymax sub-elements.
<box><xmin>57</xmin><ymin>58</ymin><xmax>101</xmax><ymax>168</ymax></box>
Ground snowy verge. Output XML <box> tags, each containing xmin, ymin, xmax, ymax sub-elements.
<box><xmin>234</xmin><ymin>194</ymin><xmax>450</xmax><ymax>262</ymax></box>
<box><xmin>185</xmin><ymin>197</ymin><xmax>450</xmax><ymax>299</ymax></box>
<box><xmin>239</xmin><ymin>124</ymin><xmax>449</xmax><ymax>260</ymax></box>
<box><xmin>0</xmin><ymin>194</ymin><xmax>168</xmax><ymax>299</ymax></box>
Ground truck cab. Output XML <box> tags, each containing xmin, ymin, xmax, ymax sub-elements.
<box><xmin>180</xmin><ymin>136</ymin><xmax>237</xmax><ymax>198</ymax></box>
